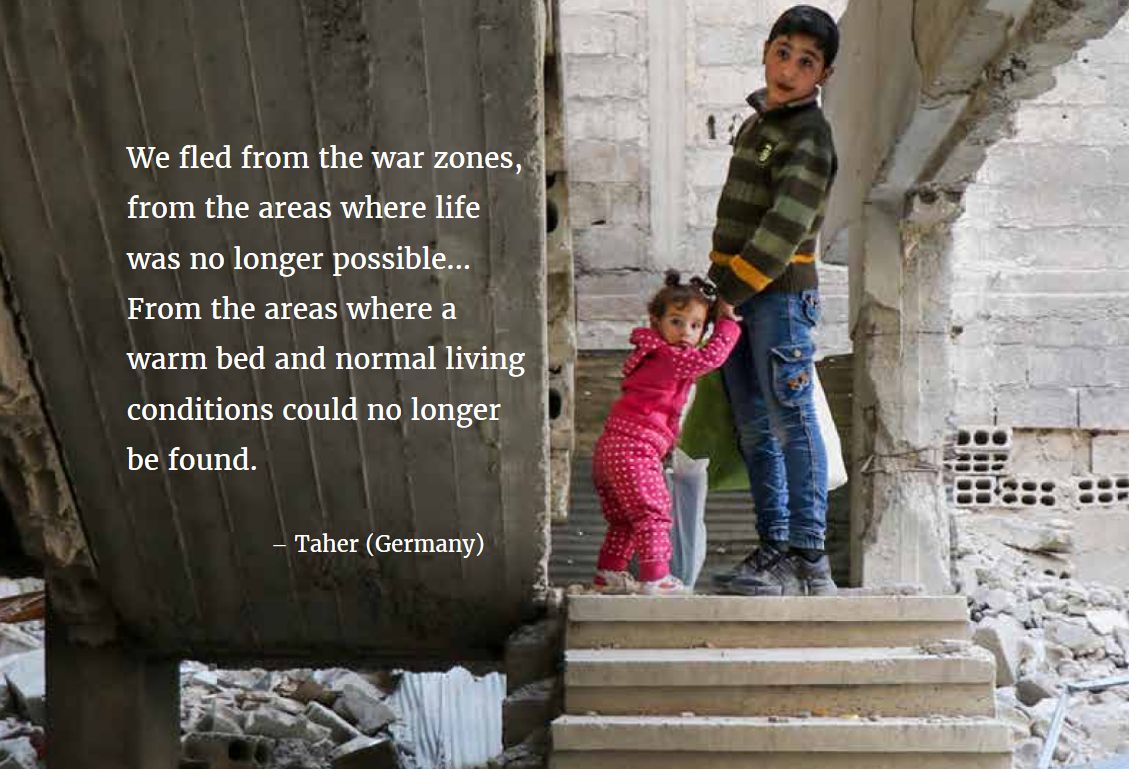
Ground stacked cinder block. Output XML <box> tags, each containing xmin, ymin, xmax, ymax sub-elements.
<box><xmin>947</xmin><ymin>426</ymin><xmax>1128</xmax><ymax>510</ymax></box>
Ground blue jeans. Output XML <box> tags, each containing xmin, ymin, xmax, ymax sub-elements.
<box><xmin>722</xmin><ymin>289</ymin><xmax>827</xmax><ymax>550</ymax></box>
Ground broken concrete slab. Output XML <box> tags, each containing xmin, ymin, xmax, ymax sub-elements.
<box><xmin>331</xmin><ymin>735</ymin><xmax>402</xmax><ymax>769</ymax></box>
<box><xmin>0</xmin><ymin>651</ymin><xmax>43</xmax><ymax>727</ymax></box>
<box><xmin>1086</xmin><ymin>609</ymin><xmax>1129</xmax><ymax>636</ymax></box>
<box><xmin>974</xmin><ymin>614</ymin><xmax>1026</xmax><ymax>686</ymax></box>
<box><xmin>305</xmin><ymin>701</ymin><xmax>362</xmax><ymax>744</ymax></box>
<box><xmin>0</xmin><ymin>737</ymin><xmax>37</xmax><ymax>769</ymax></box>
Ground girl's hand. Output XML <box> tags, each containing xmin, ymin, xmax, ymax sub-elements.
<box><xmin>717</xmin><ymin>299</ymin><xmax>740</xmax><ymax>321</ymax></box>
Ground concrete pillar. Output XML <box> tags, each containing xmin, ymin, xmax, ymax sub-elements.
<box><xmin>849</xmin><ymin>191</ymin><xmax>956</xmax><ymax>593</ymax></box>
<box><xmin>48</xmin><ymin>612</ymin><xmax>179</xmax><ymax>769</ymax></box>
<box><xmin>647</xmin><ymin>0</ymin><xmax>686</xmax><ymax>267</ymax></box>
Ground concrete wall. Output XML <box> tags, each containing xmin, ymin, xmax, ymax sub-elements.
<box><xmin>561</xmin><ymin>0</ymin><xmax>849</xmax><ymax>351</ymax></box>
<box><xmin>949</xmin><ymin>11</ymin><xmax>1129</xmax><ymax>430</ymax></box>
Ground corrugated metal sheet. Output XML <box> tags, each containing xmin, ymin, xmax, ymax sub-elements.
<box><xmin>388</xmin><ymin>667</ymin><xmax>505</xmax><ymax>769</ymax></box>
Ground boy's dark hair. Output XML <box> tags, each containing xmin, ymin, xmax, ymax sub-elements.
<box><xmin>648</xmin><ymin>270</ymin><xmax>716</xmax><ymax>320</ymax></box>
<box><xmin>769</xmin><ymin>5</ymin><xmax>839</xmax><ymax>67</ymax></box>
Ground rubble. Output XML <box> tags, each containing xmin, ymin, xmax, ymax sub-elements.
<box><xmin>957</xmin><ymin>519</ymin><xmax>1129</xmax><ymax>768</ymax></box>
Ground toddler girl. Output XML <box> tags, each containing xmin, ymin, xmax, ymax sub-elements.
<box><xmin>592</xmin><ymin>271</ymin><xmax>740</xmax><ymax>595</ymax></box>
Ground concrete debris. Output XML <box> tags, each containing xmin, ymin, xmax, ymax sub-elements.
<box><xmin>0</xmin><ymin>652</ymin><xmax>44</xmax><ymax>727</ymax></box>
<box><xmin>305</xmin><ymin>702</ymin><xmax>362</xmax><ymax>744</ymax></box>
<box><xmin>331</xmin><ymin>736</ymin><xmax>403</xmax><ymax>769</ymax></box>
<box><xmin>0</xmin><ymin>629</ymin><xmax>38</xmax><ymax>661</ymax></box>
<box><xmin>0</xmin><ymin>737</ymin><xmax>38</xmax><ymax>769</ymax></box>
<box><xmin>956</xmin><ymin>520</ymin><xmax>1129</xmax><ymax>768</ymax></box>
<box><xmin>973</xmin><ymin>614</ymin><xmax>1027</xmax><ymax>686</ymax></box>
<box><xmin>173</xmin><ymin>660</ymin><xmax>411</xmax><ymax>768</ymax></box>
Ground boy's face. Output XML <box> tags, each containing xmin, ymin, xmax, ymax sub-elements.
<box><xmin>652</xmin><ymin>302</ymin><xmax>708</xmax><ymax>348</ymax></box>
<box><xmin>761</xmin><ymin>33</ymin><xmax>832</xmax><ymax>108</ymax></box>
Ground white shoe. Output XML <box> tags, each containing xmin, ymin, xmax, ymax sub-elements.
<box><xmin>592</xmin><ymin>569</ymin><xmax>637</xmax><ymax>594</ymax></box>
<box><xmin>636</xmin><ymin>574</ymin><xmax>687</xmax><ymax>596</ymax></box>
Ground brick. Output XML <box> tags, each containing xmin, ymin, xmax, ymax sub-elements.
<box><xmin>574</xmin><ymin>224</ymin><xmax>650</xmax><ymax>271</ymax></box>
<box><xmin>953</xmin><ymin>386</ymin><xmax>997</xmax><ymax>424</ymax></box>
<box><xmin>688</xmin><ymin>148</ymin><xmax>732</xmax><ymax>187</ymax></box>
<box><xmin>560</xmin><ymin>13</ymin><xmax>641</xmax><ymax>56</ymax></box>
<box><xmin>1029</xmin><ymin>63</ymin><xmax>1111</xmax><ymax>106</ymax></box>
<box><xmin>561</xmin><ymin>0</ymin><xmax>640</xmax><ymax>13</ymax></box>
<box><xmin>995</xmin><ymin>387</ymin><xmax>1079</xmax><ymax>428</ymax></box>
<box><xmin>1079</xmin><ymin>388</ymin><xmax>1129</xmax><ymax>429</ymax></box>
<box><xmin>695</xmin><ymin>25</ymin><xmax>768</xmax><ymax>67</ymax></box>
<box><xmin>1028</xmin><ymin>347</ymin><xmax>1117</xmax><ymax>388</ymax></box>
<box><xmin>567</xmin><ymin>140</ymin><xmax>644</xmax><ymax>183</ymax></box>
<box><xmin>565</xmin><ymin>56</ymin><xmax>645</xmax><ymax>99</ymax></box>
<box><xmin>978</xmin><ymin>145</ymin><xmax>1113</xmax><ymax>187</ymax></box>
<box><xmin>1092</xmin><ymin>433</ymin><xmax>1129</xmax><ymax>474</ymax></box>
<box><xmin>567</xmin><ymin>181</ymin><xmax>610</xmax><ymax>225</ymax></box>
<box><xmin>693</xmin><ymin>66</ymin><xmax>761</xmax><ymax>107</ymax></box>
<box><xmin>1014</xmin><ymin>106</ymin><xmax>1129</xmax><ymax>147</ymax></box>
<box><xmin>607</xmin><ymin>183</ymin><xmax>648</xmax><ymax>225</ymax></box>
<box><xmin>564</xmin><ymin>99</ymin><xmax>645</xmax><ymax>142</ymax></box>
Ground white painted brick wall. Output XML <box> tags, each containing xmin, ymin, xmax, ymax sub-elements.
<box><xmin>951</xmin><ymin>12</ymin><xmax>1129</xmax><ymax>428</ymax></box>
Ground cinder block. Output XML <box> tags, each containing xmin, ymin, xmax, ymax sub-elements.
<box><xmin>561</xmin><ymin>0</ymin><xmax>640</xmax><ymax>14</ymax></box>
<box><xmin>693</xmin><ymin>66</ymin><xmax>760</xmax><ymax>109</ymax></box>
<box><xmin>1080</xmin><ymin>388</ymin><xmax>1129</xmax><ymax>429</ymax></box>
<box><xmin>995</xmin><ymin>388</ymin><xmax>1079</xmax><ymax>428</ymax></box>
<box><xmin>563</xmin><ymin>56</ymin><xmax>644</xmax><ymax>99</ymax></box>
<box><xmin>560</xmin><ymin>13</ymin><xmax>641</xmax><ymax>56</ymax></box>
<box><xmin>952</xmin><ymin>476</ymin><xmax>997</xmax><ymax>507</ymax></box>
<box><xmin>1073</xmin><ymin>475</ymin><xmax>1129</xmax><ymax>506</ymax></box>
<box><xmin>995</xmin><ymin>477</ymin><xmax>1061</xmax><ymax>508</ymax></box>
<box><xmin>695</xmin><ymin>25</ymin><xmax>766</xmax><ymax>67</ymax></box>
<box><xmin>181</xmin><ymin>733</ymin><xmax>271</xmax><ymax>769</ymax></box>
<box><xmin>1092</xmin><ymin>432</ymin><xmax>1129</xmax><ymax>474</ymax></box>
<box><xmin>944</xmin><ymin>451</ymin><xmax>1009</xmax><ymax>476</ymax></box>
<box><xmin>953</xmin><ymin>426</ymin><xmax>1013</xmax><ymax>452</ymax></box>
<box><xmin>573</xmin><ymin>225</ymin><xmax>649</xmax><ymax>272</ymax></box>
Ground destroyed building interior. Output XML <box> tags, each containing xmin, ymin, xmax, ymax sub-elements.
<box><xmin>1</xmin><ymin>1</ymin><xmax>1129</xmax><ymax>768</ymax></box>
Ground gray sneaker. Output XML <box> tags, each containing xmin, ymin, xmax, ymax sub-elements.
<box><xmin>790</xmin><ymin>552</ymin><xmax>838</xmax><ymax>596</ymax></box>
<box><xmin>711</xmin><ymin>542</ymin><xmax>788</xmax><ymax>587</ymax></box>
<box><xmin>721</xmin><ymin>544</ymin><xmax>801</xmax><ymax>596</ymax></box>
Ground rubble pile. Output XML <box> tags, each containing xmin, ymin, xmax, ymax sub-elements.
<box><xmin>956</xmin><ymin>520</ymin><xmax>1129</xmax><ymax>768</ymax></box>
<box><xmin>179</xmin><ymin>662</ymin><xmax>410</xmax><ymax>769</ymax></box>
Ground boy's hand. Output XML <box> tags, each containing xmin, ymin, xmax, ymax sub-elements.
<box><xmin>716</xmin><ymin>299</ymin><xmax>741</xmax><ymax>321</ymax></box>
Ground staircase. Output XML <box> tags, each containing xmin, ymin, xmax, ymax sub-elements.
<box><xmin>551</xmin><ymin>594</ymin><xmax>1013</xmax><ymax>769</ymax></box>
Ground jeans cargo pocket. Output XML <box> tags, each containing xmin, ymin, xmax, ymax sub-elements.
<box><xmin>798</xmin><ymin>290</ymin><xmax>821</xmax><ymax>327</ymax></box>
<box><xmin>770</xmin><ymin>341</ymin><xmax>815</xmax><ymax>407</ymax></box>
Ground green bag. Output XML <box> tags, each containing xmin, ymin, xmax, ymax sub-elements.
<box><xmin>677</xmin><ymin>370</ymin><xmax>749</xmax><ymax>492</ymax></box>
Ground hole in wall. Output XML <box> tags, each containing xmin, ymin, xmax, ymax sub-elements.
<box><xmin>548</xmin><ymin>389</ymin><xmax>562</xmax><ymax>420</ymax></box>
<box><xmin>546</xmin><ymin>199</ymin><xmax>559</xmax><ymax>234</ymax></box>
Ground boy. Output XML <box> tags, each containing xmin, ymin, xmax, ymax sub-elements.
<box><xmin>708</xmin><ymin>5</ymin><xmax>839</xmax><ymax>596</ymax></box>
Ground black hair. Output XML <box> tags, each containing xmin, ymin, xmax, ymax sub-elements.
<box><xmin>769</xmin><ymin>5</ymin><xmax>839</xmax><ymax>67</ymax></box>
<box><xmin>647</xmin><ymin>270</ymin><xmax>716</xmax><ymax>321</ymax></box>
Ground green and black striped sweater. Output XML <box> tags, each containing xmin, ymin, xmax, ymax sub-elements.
<box><xmin>708</xmin><ymin>89</ymin><xmax>837</xmax><ymax>305</ymax></box>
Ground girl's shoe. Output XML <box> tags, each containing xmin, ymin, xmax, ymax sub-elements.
<box><xmin>636</xmin><ymin>574</ymin><xmax>687</xmax><ymax>596</ymax></box>
<box><xmin>592</xmin><ymin>569</ymin><xmax>637</xmax><ymax>594</ymax></box>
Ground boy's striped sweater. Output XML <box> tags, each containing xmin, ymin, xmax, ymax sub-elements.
<box><xmin>708</xmin><ymin>89</ymin><xmax>837</xmax><ymax>305</ymax></box>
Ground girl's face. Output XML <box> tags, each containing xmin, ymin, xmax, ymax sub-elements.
<box><xmin>652</xmin><ymin>301</ymin><xmax>708</xmax><ymax>347</ymax></box>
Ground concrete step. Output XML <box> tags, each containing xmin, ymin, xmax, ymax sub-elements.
<box><xmin>566</xmin><ymin>594</ymin><xmax>972</xmax><ymax>649</ymax></box>
<box><xmin>564</xmin><ymin>645</ymin><xmax>996</xmax><ymax>717</ymax></box>
<box><xmin>550</xmin><ymin>715</ymin><xmax>1012</xmax><ymax>769</ymax></box>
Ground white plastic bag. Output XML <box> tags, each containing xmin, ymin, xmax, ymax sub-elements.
<box><xmin>667</xmin><ymin>448</ymin><xmax>710</xmax><ymax>589</ymax></box>
<box><xmin>813</xmin><ymin>368</ymin><xmax>848</xmax><ymax>490</ymax></box>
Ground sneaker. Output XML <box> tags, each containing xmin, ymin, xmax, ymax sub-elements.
<box><xmin>591</xmin><ymin>569</ymin><xmax>637</xmax><ymax>594</ymax></box>
<box><xmin>636</xmin><ymin>574</ymin><xmax>687</xmax><ymax>596</ymax></box>
<box><xmin>721</xmin><ymin>544</ymin><xmax>801</xmax><ymax>596</ymax></box>
<box><xmin>712</xmin><ymin>541</ymin><xmax>788</xmax><ymax>587</ymax></box>
<box><xmin>790</xmin><ymin>551</ymin><xmax>838</xmax><ymax>596</ymax></box>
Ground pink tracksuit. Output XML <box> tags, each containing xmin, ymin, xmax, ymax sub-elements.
<box><xmin>594</xmin><ymin>319</ymin><xmax>740</xmax><ymax>581</ymax></box>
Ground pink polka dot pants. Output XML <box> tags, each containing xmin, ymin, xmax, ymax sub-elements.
<box><xmin>593</xmin><ymin>417</ymin><xmax>673</xmax><ymax>582</ymax></box>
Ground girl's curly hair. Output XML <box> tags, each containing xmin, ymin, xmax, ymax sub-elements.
<box><xmin>647</xmin><ymin>270</ymin><xmax>717</xmax><ymax>320</ymax></box>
